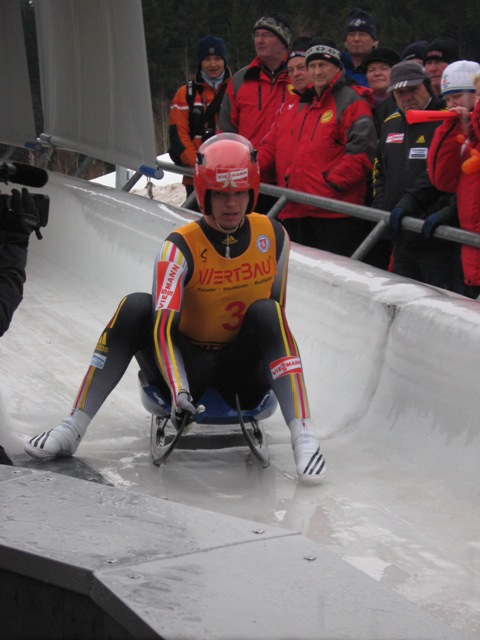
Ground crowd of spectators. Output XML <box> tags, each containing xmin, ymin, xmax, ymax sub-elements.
<box><xmin>168</xmin><ymin>8</ymin><xmax>480</xmax><ymax>299</ymax></box>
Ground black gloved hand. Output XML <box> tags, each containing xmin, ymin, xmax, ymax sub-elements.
<box><xmin>171</xmin><ymin>390</ymin><xmax>197</xmax><ymax>430</ymax></box>
<box><xmin>389</xmin><ymin>207</ymin><xmax>407</xmax><ymax>235</ymax></box>
<box><xmin>421</xmin><ymin>213</ymin><xmax>441</xmax><ymax>240</ymax></box>
<box><xmin>2</xmin><ymin>188</ymin><xmax>47</xmax><ymax>242</ymax></box>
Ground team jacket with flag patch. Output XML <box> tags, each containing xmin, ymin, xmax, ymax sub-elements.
<box><xmin>280</xmin><ymin>71</ymin><xmax>377</xmax><ymax>220</ymax></box>
<box><xmin>373</xmin><ymin>95</ymin><xmax>449</xmax><ymax>213</ymax></box>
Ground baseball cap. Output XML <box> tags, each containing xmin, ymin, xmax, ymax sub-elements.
<box><xmin>388</xmin><ymin>61</ymin><xmax>430</xmax><ymax>93</ymax></box>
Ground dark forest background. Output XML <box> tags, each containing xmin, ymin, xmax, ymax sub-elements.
<box><xmin>17</xmin><ymin>0</ymin><xmax>480</xmax><ymax>176</ymax></box>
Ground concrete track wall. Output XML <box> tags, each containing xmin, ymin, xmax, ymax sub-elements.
<box><xmin>1</xmin><ymin>171</ymin><xmax>478</xmax><ymax>639</ymax></box>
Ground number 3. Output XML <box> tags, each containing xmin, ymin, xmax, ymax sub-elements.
<box><xmin>222</xmin><ymin>301</ymin><xmax>246</xmax><ymax>331</ymax></box>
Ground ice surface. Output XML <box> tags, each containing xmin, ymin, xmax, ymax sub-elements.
<box><xmin>1</xmin><ymin>168</ymin><xmax>478</xmax><ymax>639</ymax></box>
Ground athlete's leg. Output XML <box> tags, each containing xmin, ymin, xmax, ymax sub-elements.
<box><xmin>223</xmin><ymin>299</ymin><xmax>326</xmax><ymax>483</ymax></box>
<box><xmin>227</xmin><ymin>299</ymin><xmax>308</xmax><ymax>422</ymax></box>
<box><xmin>25</xmin><ymin>292</ymin><xmax>153</xmax><ymax>459</ymax></box>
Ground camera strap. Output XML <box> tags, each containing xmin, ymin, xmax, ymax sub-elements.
<box><xmin>186</xmin><ymin>80</ymin><xmax>227</xmax><ymax>137</ymax></box>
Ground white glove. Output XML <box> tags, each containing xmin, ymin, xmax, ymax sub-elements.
<box><xmin>171</xmin><ymin>390</ymin><xmax>197</xmax><ymax>429</ymax></box>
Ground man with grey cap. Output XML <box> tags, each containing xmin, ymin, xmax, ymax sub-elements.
<box><xmin>372</xmin><ymin>61</ymin><xmax>463</xmax><ymax>291</ymax></box>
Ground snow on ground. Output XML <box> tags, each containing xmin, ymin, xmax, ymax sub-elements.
<box><xmin>91</xmin><ymin>152</ymin><xmax>187</xmax><ymax>206</ymax></box>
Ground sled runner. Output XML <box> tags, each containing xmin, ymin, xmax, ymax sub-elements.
<box><xmin>138</xmin><ymin>373</ymin><xmax>276</xmax><ymax>468</ymax></box>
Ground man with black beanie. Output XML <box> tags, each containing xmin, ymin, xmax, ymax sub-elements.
<box><xmin>168</xmin><ymin>35</ymin><xmax>231</xmax><ymax>203</ymax></box>
<box><xmin>341</xmin><ymin>8</ymin><xmax>379</xmax><ymax>86</ymax></box>
<box><xmin>423</xmin><ymin>37</ymin><xmax>460</xmax><ymax>96</ymax></box>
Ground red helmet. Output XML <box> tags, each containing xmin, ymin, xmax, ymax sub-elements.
<box><xmin>194</xmin><ymin>133</ymin><xmax>260</xmax><ymax>215</ymax></box>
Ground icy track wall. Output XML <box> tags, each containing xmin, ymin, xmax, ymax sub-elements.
<box><xmin>24</xmin><ymin>171</ymin><xmax>480</xmax><ymax>499</ymax></box>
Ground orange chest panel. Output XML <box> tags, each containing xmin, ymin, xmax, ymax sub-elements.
<box><xmin>179</xmin><ymin>215</ymin><xmax>277</xmax><ymax>346</ymax></box>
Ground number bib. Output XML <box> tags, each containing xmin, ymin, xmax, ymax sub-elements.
<box><xmin>178</xmin><ymin>214</ymin><xmax>277</xmax><ymax>348</ymax></box>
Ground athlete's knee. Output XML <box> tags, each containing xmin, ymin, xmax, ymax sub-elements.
<box><xmin>244</xmin><ymin>298</ymin><xmax>281</xmax><ymax>325</ymax></box>
<box><xmin>113</xmin><ymin>292</ymin><xmax>152</xmax><ymax>332</ymax></box>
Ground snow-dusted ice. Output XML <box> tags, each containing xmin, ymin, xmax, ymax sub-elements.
<box><xmin>0</xmin><ymin>169</ymin><xmax>479</xmax><ymax>639</ymax></box>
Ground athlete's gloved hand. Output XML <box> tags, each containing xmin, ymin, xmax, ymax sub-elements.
<box><xmin>389</xmin><ymin>207</ymin><xmax>407</xmax><ymax>235</ymax></box>
<box><xmin>171</xmin><ymin>390</ymin><xmax>197</xmax><ymax>430</ymax></box>
<box><xmin>421</xmin><ymin>213</ymin><xmax>441</xmax><ymax>240</ymax></box>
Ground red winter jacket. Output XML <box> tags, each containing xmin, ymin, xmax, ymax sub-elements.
<box><xmin>428</xmin><ymin>102</ymin><xmax>480</xmax><ymax>286</ymax></box>
<box><xmin>280</xmin><ymin>71</ymin><xmax>376</xmax><ymax>219</ymax></box>
<box><xmin>257</xmin><ymin>89</ymin><xmax>308</xmax><ymax>187</ymax></box>
<box><xmin>217</xmin><ymin>56</ymin><xmax>290</xmax><ymax>149</ymax></box>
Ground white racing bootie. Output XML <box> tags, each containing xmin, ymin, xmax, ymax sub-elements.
<box><xmin>289</xmin><ymin>418</ymin><xmax>326</xmax><ymax>485</ymax></box>
<box><xmin>24</xmin><ymin>410</ymin><xmax>91</xmax><ymax>460</ymax></box>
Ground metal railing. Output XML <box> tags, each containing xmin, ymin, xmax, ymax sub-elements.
<box><xmin>153</xmin><ymin>159</ymin><xmax>480</xmax><ymax>261</ymax></box>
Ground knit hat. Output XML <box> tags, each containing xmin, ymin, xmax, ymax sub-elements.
<box><xmin>401</xmin><ymin>40</ymin><xmax>429</xmax><ymax>62</ymax></box>
<box><xmin>288</xmin><ymin>37</ymin><xmax>312</xmax><ymax>60</ymax></box>
<box><xmin>344</xmin><ymin>8</ymin><xmax>377</xmax><ymax>40</ymax></box>
<box><xmin>253</xmin><ymin>14</ymin><xmax>292</xmax><ymax>48</ymax></box>
<box><xmin>441</xmin><ymin>60</ymin><xmax>480</xmax><ymax>96</ymax></box>
<box><xmin>196</xmin><ymin>35</ymin><xmax>227</xmax><ymax>65</ymax></box>
<box><xmin>306</xmin><ymin>37</ymin><xmax>341</xmax><ymax>67</ymax></box>
<box><xmin>424</xmin><ymin>37</ymin><xmax>460</xmax><ymax>64</ymax></box>
<box><xmin>388</xmin><ymin>60</ymin><xmax>430</xmax><ymax>93</ymax></box>
<box><xmin>364</xmin><ymin>47</ymin><xmax>401</xmax><ymax>69</ymax></box>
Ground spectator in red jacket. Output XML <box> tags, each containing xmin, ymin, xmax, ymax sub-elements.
<box><xmin>257</xmin><ymin>37</ymin><xmax>312</xmax><ymax>240</ymax></box>
<box><xmin>218</xmin><ymin>13</ymin><xmax>292</xmax><ymax>213</ymax></box>
<box><xmin>428</xmin><ymin>60</ymin><xmax>480</xmax><ymax>298</ymax></box>
<box><xmin>278</xmin><ymin>37</ymin><xmax>377</xmax><ymax>255</ymax></box>
<box><xmin>257</xmin><ymin>37</ymin><xmax>311</xmax><ymax>185</ymax></box>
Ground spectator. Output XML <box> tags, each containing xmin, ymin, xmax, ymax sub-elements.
<box><xmin>218</xmin><ymin>13</ymin><xmax>292</xmax><ymax>213</ymax></box>
<box><xmin>279</xmin><ymin>38</ymin><xmax>377</xmax><ymax>255</ymax></box>
<box><xmin>401</xmin><ymin>40</ymin><xmax>429</xmax><ymax>64</ymax></box>
<box><xmin>218</xmin><ymin>13</ymin><xmax>291</xmax><ymax>147</ymax></box>
<box><xmin>257</xmin><ymin>36</ymin><xmax>311</xmax><ymax>238</ymax></box>
<box><xmin>341</xmin><ymin>8</ymin><xmax>378</xmax><ymax>87</ymax></box>
<box><xmin>428</xmin><ymin>60</ymin><xmax>480</xmax><ymax>298</ymax></box>
<box><xmin>372</xmin><ymin>61</ymin><xmax>463</xmax><ymax>290</ymax></box>
<box><xmin>423</xmin><ymin>37</ymin><xmax>459</xmax><ymax>96</ymax></box>
<box><xmin>364</xmin><ymin>47</ymin><xmax>400</xmax><ymax>136</ymax></box>
<box><xmin>474</xmin><ymin>71</ymin><xmax>480</xmax><ymax>102</ymax></box>
<box><xmin>169</xmin><ymin>35</ymin><xmax>231</xmax><ymax>203</ymax></box>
